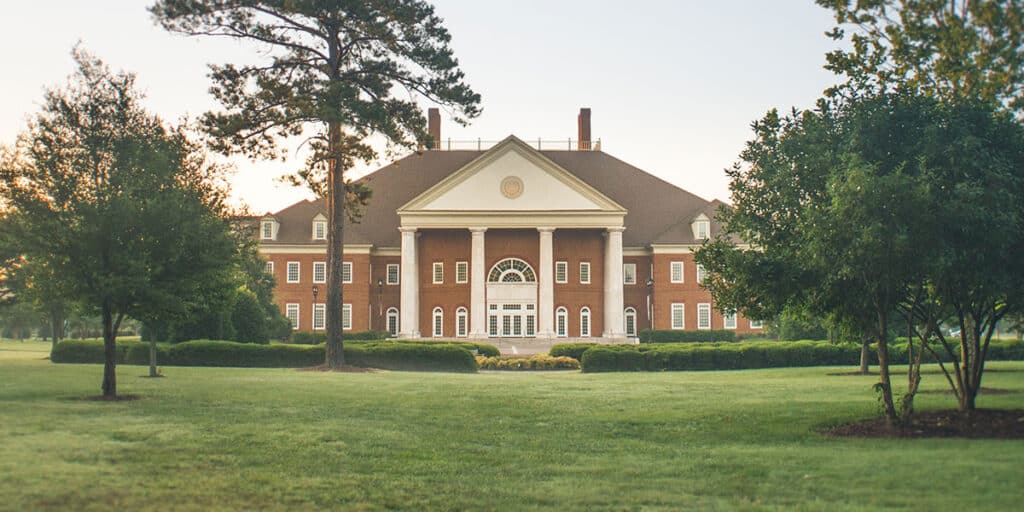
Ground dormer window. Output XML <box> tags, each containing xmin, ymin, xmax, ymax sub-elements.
<box><xmin>260</xmin><ymin>217</ymin><xmax>278</xmax><ymax>240</ymax></box>
<box><xmin>312</xmin><ymin>214</ymin><xmax>327</xmax><ymax>240</ymax></box>
<box><xmin>692</xmin><ymin>214</ymin><xmax>711</xmax><ymax>240</ymax></box>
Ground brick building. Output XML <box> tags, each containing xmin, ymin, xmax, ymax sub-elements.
<box><xmin>258</xmin><ymin>109</ymin><xmax>762</xmax><ymax>340</ymax></box>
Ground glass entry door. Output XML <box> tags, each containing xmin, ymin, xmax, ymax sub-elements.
<box><xmin>488</xmin><ymin>303</ymin><xmax>536</xmax><ymax>338</ymax></box>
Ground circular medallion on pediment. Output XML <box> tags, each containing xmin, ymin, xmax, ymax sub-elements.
<box><xmin>500</xmin><ymin>176</ymin><xmax>524</xmax><ymax>199</ymax></box>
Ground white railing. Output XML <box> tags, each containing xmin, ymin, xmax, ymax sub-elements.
<box><xmin>427</xmin><ymin>138</ymin><xmax>602</xmax><ymax>151</ymax></box>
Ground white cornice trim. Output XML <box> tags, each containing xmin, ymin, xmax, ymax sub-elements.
<box><xmin>649</xmin><ymin>243</ymin><xmax>752</xmax><ymax>254</ymax></box>
<box><xmin>259</xmin><ymin>244</ymin><xmax>373</xmax><ymax>255</ymax></box>
<box><xmin>398</xmin><ymin>136</ymin><xmax>627</xmax><ymax>214</ymax></box>
<box><xmin>399</xmin><ymin>210</ymin><xmax>625</xmax><ymax>230</ymax></box>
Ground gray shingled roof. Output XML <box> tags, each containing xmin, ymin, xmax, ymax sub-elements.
<box><xmin>264</xmin><ymin>148</ymin><xmax>721</xmax><ymax>247</ymax></box>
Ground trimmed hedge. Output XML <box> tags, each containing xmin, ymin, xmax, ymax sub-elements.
<box><xmin>290</xmin><ymin>330</ymin><xmax>390</xmax><ymax>344</ymax></box>
<box><xmin>639</xmin><ymin>329</ymin><xmax>736</xmax><ymax>343</ymax></box>
<box><xmin>550</xmin><ymin>343</ymin><xmax>599</xmax><ymax>360</ymax></box>
<box><xmin>52</xmin><ymin>339</ymin><xmax>479</xmax><ymax>372</ymax></box>
<box><xmin>476</xmin><ymin>354</ymin><xmax>580</xmax><ymax>370</ymax></box>
<box><xmin>581</xmin><ymin>339</ymin><xmax>1024</xmax><ymax>372</ymax></box>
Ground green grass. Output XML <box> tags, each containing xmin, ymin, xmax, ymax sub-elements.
<box><xmin>2</xmin><ymin>340</ymin><xmax>1023</xmax><ymax>511</ymax></box>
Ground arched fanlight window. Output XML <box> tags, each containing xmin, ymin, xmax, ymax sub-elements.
<box><xmin>555</xmin><ymin>307</ymin><xmax>568</xmax><ymax>338</ymax></box>
<box><xmin>624</xmin><ymin>307</ymin><xmax>637</xmax><ymax>337</ymax></box>
<box><xmin>487</xmin><ymin>258</ymin><xmax>536</xmax><ymax>283</ymax></box>
<box><xmin>386</xmin><ymin>307</ymin><xmax>399</xmax><ymax>337</ymax></box>
<box><xmin>432</xmin><ymin>307</ymin><xmax>444</xmax><ymax>338</ymax></box>
<box><xmin>580</xmin><ymin>307</ymin><xmax>591</xmax><ymax>338</ymax></box>
<box><xmin>455</xmin><ymin>307</ymin><xmax>468</xmax><ymax>338</ymax></box>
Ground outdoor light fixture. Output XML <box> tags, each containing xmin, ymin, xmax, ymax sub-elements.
<box><xmin>312</xmin><ymin>285</ymin><xmax>319</xmax><ymax>301</ymax></box>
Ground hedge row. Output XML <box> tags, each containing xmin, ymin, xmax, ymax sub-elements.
<box><xmin>549</xmin><ymin>343</ymin><xmax>599</xmax><ymax>360</ymax></box>
<box><xmin>638</xmin><ymin>329</ymin><xmax>736</xmax><ymax>343</ymax></box>
<box><xmin>51</xmin><ymin>339</ymin><xmax>478</xmax><ymax>372</ymax></box>
<box><xmin>290</xmin><ymin>330</ymin><xmax>390</xmax><ymax>344</ymax></box>
<box><xmin>580</xmin><ymin>339</ymin><xmax>1024</xmax><ymax>372</ymax></box>
<box><xmin>476</xmin><ymin>354</ymin><xmax>580</xmax><ymax>371</ymax></box>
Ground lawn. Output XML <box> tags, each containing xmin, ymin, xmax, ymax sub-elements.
<box><xmin>2</xmin><ymin>340</ymin><xmax>1022</xmax><ymax>511</ymax></box>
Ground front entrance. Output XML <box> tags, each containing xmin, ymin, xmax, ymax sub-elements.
<box><xmin>488</xmin><ymin>303</ymin><xmax>536</xmax><ymax>338</ymax></box>
<box><xmin>486</xmin><ymin>258</ymin><xmax>537</xmax><ymax>338</ymax></box>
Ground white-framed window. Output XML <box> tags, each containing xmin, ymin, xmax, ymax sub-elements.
<box><xmin>313</xmin><ymin>303</ymin><xmax>326</xmax><ymax>330</ymax></box>
<box><xmin>433</xmin><ymin>262</ymin><xmax>444</xmax><ymax>284</ymax></box>
<box><xmin>724</xmin><ymin>311</ymin><xmax>737</xmax><ymax>329</ymax></box>
<box><xmin>456</xmin><ymin>307</ymin><xmax>468</xmax><ymax>337</ymax></box>
<box><xmin>342</xmin><ymin>261</ymin><xmax>352</xmax><ymax>284</ymax></box>
<box><xmin>265</xmin><ymin>261</ymin><xmax>274</xmax><ymax>275</ymax></box>
<box><xmin>750</xmin><ymin>319</ymin><xmax>764</xmax><ymax>329</ymax></box>
<box><xmin>313</xmin><ymin>219</ymin><xmax>327</xmax><ymax>240</ymax></box>
<box><xmin>696</xmin><ymin>264</ymin><xmax>707</xmax><ymax>284</ymax></box>
<box><xmin>386</xmin><ymin>307</ymin><xmax>399</xmax><ymax>337</ymax></box>
<box><xmin>287</xmin><ymin>262</ymin><xmax>300</xmax><ymax>283</ymax></box>
<box><xmin>342</xmin><ymin>303</ymin><xmax>352</xmax><ymax>331</ymax></box>
<box><xmin>313</xmin><ymin>261</ymin><xmax>326</xmax><ymax>284</ymax></box>
<box><xmin>555</xmin><ymin>261</ymin><xmax>568</xmax><ymax>284</ymax></box>
<box><xmin>580</xmin><ymin>307</ymin><xmax>591</xmax><ymax>337</ymax></box>
<box><xmin>623</xmin><ymin>263</ymin><xmax>637</xmax><ymax>285</ymax></box>
<box><xmin>624</xmin><ymin>307</ymin><xmax>637</xmax><ymax>337</ymax></box>
<box><xmin>488</xmin><ymin>306</ymin><xmax>499</xmax><ymax>337</ymax></box>
<box><xmin>286</xmin><ymin>303</ymin><xmax>300</xmax><ymax>330</ymax></box>
<box><xmin>697</xmin><ymin>303</ymin><xmax>712</xmax><ymax>330</ymax></box>
<box><xmin>386</xmin><ymin>264</ymin><xmax>400</xmax><ymax>285</ymax></box>
<box><xmin>555</xmin><ymin>307</ymin><xmax>568</xmax><ymax>337</ymax></box>
<box><xmin>432</xmin><ymin>307</ymin><xmax>444</xmax><ymax>337</ymax></box>
<box><xmin>696</xmin><ymin>220</ymin><xmax>710</xmax><ymax>240</ymax></box>
<box><xmin>671</xmin><ymin>303</ymin><xmax>685</xmax><ymax>330</ymax></box>
<box><xmin>579</xmin><ymin>262</ymin><xmax>591</xmax><ymax>284</ymax></box>
<box><xmin>455</xmin><ymin>261</ymin><xmax>468</xmax><ymax>284</ymax></box>
<box><xmin>261</xmin><ymin>220</ymin><xmax>275</xmax><ymax>240</ymax></box>
<box><xmin>670</xmin><ymin>261</ymin><xmax>684</xmax><ymax>283</ymax></box>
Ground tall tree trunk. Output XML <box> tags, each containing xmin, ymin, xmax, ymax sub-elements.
<box><xmin>324</xmin><ymin>119</ymin><xmax>345</xmax><ymax>369</ymax></box>
<box><xmin>859</xmin><ymin>338</ymin><xmax>870</xmax><ymax>374</ymax></box>
<box><xmin>49</xmin><ymin>303</ymin><xmax>64</xmax><ymax>359</ymax></box>
<box><xmin>101</xmin><ymin>300</ymin><xmax>117</xmax><ymax>397</ymax></box>
<box><xmin>148</xmin><ymin>338</ymin><xmax>159</xmax><ymax>377</ymax></box>
<box><xmin>875</xmin><ymin>310</ymin><xmax>898</xmax><ymax>428</ymax></box>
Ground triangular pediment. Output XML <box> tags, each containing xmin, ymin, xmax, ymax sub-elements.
<box><xmin>400</xmin><ymin>136</ymin><xmax>626</xmax><ymax>213</ymax></box>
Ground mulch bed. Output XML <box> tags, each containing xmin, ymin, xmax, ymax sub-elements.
<box><xmin>827</xmin><ymin>371</ymin><xmax>879</xmax><ymax>376</ymax></box>
<box><xmin>826</xmin><ymin>409</ymin><xmax>1024</xmax><ymax>439</ymax></box>
<box><xmin>298</xmin><ymin>365</ymin><xmax>377</xmax><ymax>373</ymax></box>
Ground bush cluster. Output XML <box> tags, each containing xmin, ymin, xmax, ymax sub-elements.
<box><xmin>549</xmin><ymin>343</ymin><xmax>598</xmax><ymax>360</ymax></box>
<box><xmin>580</xmin><ymin>339</ymin><xmax>1024</xmax><ymax>372</ymax></box>
<box><xmin>638</xmin><ymin>329</ymin><xmax>736</xmax><ymax>343</ymax></box>
<box><xmin>476</xmin><ymin>354</ymin><xmax>580</xmax><ymax>370</ymax></box>
<box><xmin>289</xmin><ymin>330</ymin><xmax>390</xmax><ymax>344</ymax></box>
<box><xmin>51</xmin><ymin>338</ymin><xmax>482</xmax><ymax>372</ymax></box>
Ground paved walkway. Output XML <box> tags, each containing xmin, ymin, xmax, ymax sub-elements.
<box><xmin>486</xmin><ymin>338</ymin><xmax>638</xmax><ymax>356</ymax></box>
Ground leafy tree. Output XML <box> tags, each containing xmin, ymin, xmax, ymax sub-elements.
<box><xmin>0</xmin><ymin>49</ymin><xmax>239</xmax><ymax>396</ymax></box>
<box><xmin>697</xmin><ymin>94</ymin><xmax>946</xmax><ymax>428</ymax></box>
<box><xmin>150</xmin><ymin>0</ymin><xmax>481</xmax><ymax>368</ymax></box>
<box><xmin>819</xmin><ymin>0</ymin><xmax>1024</xmax><ymax>111</ymax></box>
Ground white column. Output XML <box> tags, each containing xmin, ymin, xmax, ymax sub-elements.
<box><xmin>537</xmin><ymin>227</ymin><xmax>555</xmax><ymax>338</ymax></box>
<box><xmin>603</xmin><ymin>226</ymin><xmax>625</xmax><ymax>339</ymax></box>
<box><xmin>399</xmin><ymin>227</ymin><xmax>420</xmax><ymax>338</ymax></box>
<box><xmin>468</xmin><ymin>227</ymin><xmax>488</xmax><ymax>338</ymax></box>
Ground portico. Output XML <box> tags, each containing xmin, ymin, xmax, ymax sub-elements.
<box><xmin>396</xmin><ymin>136</ymin><xmax>627</xmax><ymax>340</ymax></box>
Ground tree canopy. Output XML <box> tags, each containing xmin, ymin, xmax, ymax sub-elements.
<box><xmin>150</xmin><ymin>0</ymin><xmax>481</xmax><ymax>367</ymax></box>
<box><xmin>0</xmin><ymin>49</ymin><xmax>240</xmax><ymax>396</ymax></box>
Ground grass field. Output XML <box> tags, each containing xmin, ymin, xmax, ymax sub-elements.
<box><xmin>2</xmin><ymin>340</ymin><xmax>1023</xmax><ymax>511</ymax></box>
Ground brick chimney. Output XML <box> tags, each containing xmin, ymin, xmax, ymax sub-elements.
<box><xmin>577</xmin><ymin>108</ymin><xmax>591</xmax><ymax>150</ymax></box>
<box><xmin>427</xmin><ymin>108</ymin><xmax>441</xmax><ymax>150</ymax></box>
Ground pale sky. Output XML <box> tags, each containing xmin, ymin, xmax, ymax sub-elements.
<box><xmin>0</xmin><ymin>1</ymin><xmax>841</xmax><ymax>214</ymax></box>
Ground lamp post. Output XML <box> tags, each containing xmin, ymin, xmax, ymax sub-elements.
<box><xmin>377</xmin><ymin>278</ymin><xmax>384</xmax><ymax>332</ymax></box>
<box><xmin>311</xmin><ymin>285</ymin><xmax>319</xmax><ymax>332</ymax></box>
<box><xmin>646</xmin><ymin>277</ymin><xmax>654</xmax><ymax>331</ymax></box>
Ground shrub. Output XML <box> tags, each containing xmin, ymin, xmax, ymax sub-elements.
<box><xmin>169</xmin><ymin>340</ymin><xmax>324</xmax><ymax>367</ymax></box>
<box><xmin>230</xmin><ymin>290</ymin><xmax>269</xmax><ymax>344</ymax></box>
<box><xmin>124</xmin><ymin>342</ymin><xmax>172</xmax><ymax>365</ymax></box>
<box><xmin>476</xmin><ymin>354</ymin><xmax>580</xmax><ymax>370</ymax></box>
<box><xmin>289</xmin><ymin>330</ymin><xmax>391</xmax><ymax>345</ymax></box>
<box><xmin>51</xmin><ymin>339</ymin><xmax>133</xmax><ymax>364</ymax></box>
<box><xmin>347</xmin><ymin>342</ymin><xmax>477</xmax><ymax>372</ymax></box>
<box><xmin>639</xmin><ymin>329</ymin><xmax>736</xmax><ymax>343</ymax></box>
<box><xmin>398</xmin><ymin>339</ymin><xmax>499</xmax><ymax>357</ymax></box>
<box><xmin>550</xmin><ymin>343</ymin><xmax>599</xmax><ymax>360</ymax></box>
